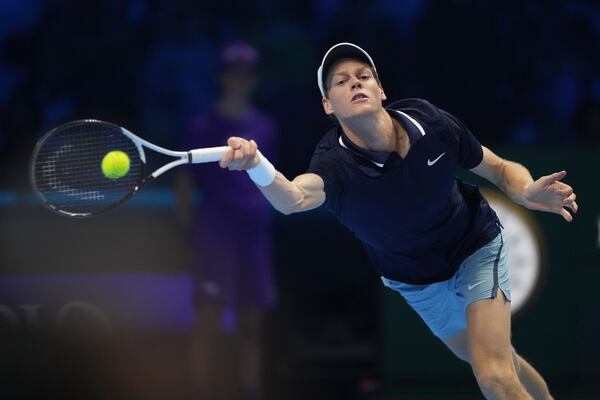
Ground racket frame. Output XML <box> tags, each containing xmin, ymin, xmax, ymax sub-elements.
<box><xmin>30</xmin><ymin>119</ymin><xmax>230</xmax><ymax>218</ymax></box>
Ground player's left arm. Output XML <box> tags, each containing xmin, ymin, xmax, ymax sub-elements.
<box><xmin>469</xmin><ymin>146</ymin><xmax>578</xmax><ymax>222</ymax></box>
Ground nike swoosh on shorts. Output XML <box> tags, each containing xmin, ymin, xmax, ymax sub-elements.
<box><xmin>468</xmin><ymin>280</ymin><xmax>486</xmax><ymax>290</ymax></box>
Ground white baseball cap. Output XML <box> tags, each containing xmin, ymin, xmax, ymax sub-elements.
<box><xmin>317</xmin><ymin>42</ymin><xmax>377</xmax><ymax>98</ymax></box>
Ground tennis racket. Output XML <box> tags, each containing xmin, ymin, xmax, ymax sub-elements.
<box><xmin>30</xmin><ymin>119</ymin><xmax>230</xmax><ymax>218</ymax></box>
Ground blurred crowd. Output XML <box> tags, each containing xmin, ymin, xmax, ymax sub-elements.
<box><xmin>0</xmin><ymin>0</ymin><xmax>598</xmax><ymax>190</ymax></box>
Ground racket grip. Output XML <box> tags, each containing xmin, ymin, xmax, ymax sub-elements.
<box><xmin>188</xmin><ymin>146</ymin><xmax>231</xmax><ymax>163</ymax></box>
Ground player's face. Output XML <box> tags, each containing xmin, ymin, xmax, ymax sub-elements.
<box><xmin>322</xmin><ymin>59</ymin><xmax>386</xmax><ymax>120</ymax></box>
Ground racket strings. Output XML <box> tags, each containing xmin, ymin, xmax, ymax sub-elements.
<box><xmin>32</xmin><ymin>121</ymin><xmax>143</xmax><ymax>216</ymax></box>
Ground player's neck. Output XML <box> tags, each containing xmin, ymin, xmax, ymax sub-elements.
<box><xmin>340</xmin><ymin>109</ymin><xmax>399</xmax><ymax>152</ymax></box>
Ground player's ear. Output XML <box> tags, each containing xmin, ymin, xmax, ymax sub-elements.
<box><xmin>380</xmin><ymin>85</ymin><xmax>387</xmax><ymax>101</ymax></box>
<box><xmin>322</xmin><ymin>96</ymin><xmax>334</xmax><ymax>115</ymax></box>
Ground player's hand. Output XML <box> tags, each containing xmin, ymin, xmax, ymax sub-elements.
<box><xmin>219</xmin><ymin>137</ymin><xmax>261</xmax><ymax>170</ymax></box>
<box><xmin>523</xmin><ymin>170</ymin><xmax>578</xmax><ymax>222</ymax></box>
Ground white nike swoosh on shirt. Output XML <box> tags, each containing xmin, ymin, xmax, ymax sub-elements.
<box><xmin>427</xmin><ymin>152</ymin><xmax>446</xmax><ymax>166</ymax></box>
<box><xmin>468</xmin><ymin>280</ymin><xmax>486</xmax><ymax>291</ymax></box>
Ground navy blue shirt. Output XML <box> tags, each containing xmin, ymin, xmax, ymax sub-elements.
<box><xmin>307</xmin><ymin>98</ymin><xmax>500</xmax><ymax>284</ymax></box>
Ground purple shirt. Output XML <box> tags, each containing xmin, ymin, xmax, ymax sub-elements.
<box><xmin>183</xmin><ymin>107</ymin><xmax>278</xmax><ymax>310</ymax></box>
<box><xmin>183</xmin><ymin>107</ymin><xmax>277</xmax><ymax>223</ymax></box>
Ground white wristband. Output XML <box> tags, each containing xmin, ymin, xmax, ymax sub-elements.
<box><xmin>247</xmin><ymin>150</ymin><xmax>276</xmax><ymax>186</ymax></box>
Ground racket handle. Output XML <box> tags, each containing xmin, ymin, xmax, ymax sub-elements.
<box><xmin>189</xmin><ymin>146</ymin><xmax>230</xmax><ymax>163</ymax></box>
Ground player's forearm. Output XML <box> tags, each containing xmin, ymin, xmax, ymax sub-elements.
<box><xmin>496</xmin><ymin>160</ymin><xmax>535</xmax><ymax>207</ymax></box>
<box><xmin>219</xmin><ymin>137</ymin><xmax>325</xmax><ymax>213</ymax></box>
<box><xmin>257</xmin><ymin>171</ymin><xmax>321</xmax><ymax>215</ymax></box>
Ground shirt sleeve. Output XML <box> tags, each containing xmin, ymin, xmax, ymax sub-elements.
<box><xmin>439</xmin><ymin>109</ymin><xmax>484</xmax><ymax>169</ymax></box>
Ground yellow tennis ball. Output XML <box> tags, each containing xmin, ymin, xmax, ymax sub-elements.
<box><xmin>101</xmin><ymin>150</ymin><xmax>130</xmax><ymax>179</ymax></box>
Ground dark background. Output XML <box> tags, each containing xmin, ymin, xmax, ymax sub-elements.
<box><xmin>0</xmin><ymin>1</ymin><xmax>598</xmax><ymax>399</ymax></box>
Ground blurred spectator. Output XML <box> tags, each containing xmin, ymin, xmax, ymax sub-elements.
<box><xmin>175</xmin><ymin>42</ymin><xmax>278</xmax><ymax>400</ymax></box>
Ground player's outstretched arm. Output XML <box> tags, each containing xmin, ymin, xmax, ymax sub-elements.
<box><xmin>219</xmin><ymin>137</ymin><xmax>326</xmax><ymax>214</ymax></box>
<box><xmin>470</xmin><ymin>146</ymin><xmax>578</xmax><ymax>222</ymax></box>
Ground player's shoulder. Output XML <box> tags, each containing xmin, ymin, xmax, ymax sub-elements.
<box><xmin>386</xmin><ymin>98</ymin><xmax>444</xmax><ymax>123</ymax></box>
<box><xmin>388</xmin><ymin>98</ymin><xmax>460</xmax><ymax>140</ymax></box>
<box><xmin>313</xmin><ymin>126</ymin><xmax>342</xmax><ymax>154</ymax></box>
<box><xmin>309</xmin><ymin>126</ymin><xmax>351</xmax><ymax>174</ymax></box>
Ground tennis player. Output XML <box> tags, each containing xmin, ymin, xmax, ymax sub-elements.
<box><xmin>219</xmin><ymin>43</ymin><xmax>577</xmax><ymax>400</ymax></box>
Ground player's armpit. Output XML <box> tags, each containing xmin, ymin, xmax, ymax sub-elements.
<box><xmin>258</xmin><ymin>172</ymin><xmax>326</xmax><ymax>215</ymax></box>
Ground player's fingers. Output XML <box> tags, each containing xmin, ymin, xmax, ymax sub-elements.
<box><xmin>558</xmin><ymin>193</ymin><xmax>576</xmax><ymax>213</ymax></box>
<box><xmin>557</xmin><ymin>207</ymin><xmax>573</xmax><ymax>222</ymax></box>
<box><xmin>236</xmin><ymin>139</ymin><xmax>256</xmax><ymax>169</ymax></box>
<box><xmin>250</xmin><ymin>140</ymin><xmax>259</xmax><ymax>168</ymax></box>
<box><xmin>241</xmin><ymin>139</ymin><xmax>260</xmax><ymax>170</ymax></box>
<box><xmin>241</xmin><ymin>139</ymin><xmax>253</xmax><ymax>157</ymax></box>
<box><xmin>249</xmin><ymin>140</ymin><xmax>258</xmax><ymax>156</ymax></box>
<box><xmin>563</xmin><ymin>193</ymin><xmax>576</xmax><ymax>204</ymax></box>
<box><xmin>219</xmin><ymin>148</ymin><xmax>235</xmax><ymax>168</ymax></box>
<box><xmin>239</xmin><ymin>141</ymin><xmax>256</xmax><ymax>170</ymax></box>
<box><xmin>227</xmin><ymin>136</ymin><xmax>242</xmax><ymax>150</ymax></box>
<box><xmin>540</xmin><ymin>170</ymin><xmax>567</xmax><ymax>186</ymax></box>
<box><xmin>566</xmin><ymin>200</ymin><xmax>578</xmax><ymax>213</ymax></box>
<box><xmin>238</xmin><ymin>139</ymin><xmax>255</xmax><ymax>169</ymax></box>
<box><xmin>560</xmin><ymin>189</ymin><xmax>574</xmax><ymax>198</ymax></box>
<box><xmin>553</xmin><ymin>183</ymin><xmax>573</xmax><ymax>197</ymax></box>
<box><xmin>247</xmin><ymin>140</ymin><xmax>259</xmax><ymax>168</ymax></box>
<box><xmin>235</xmin><ymin>147</ymin><xmax>249</xmax><ymax>170</ymax></box>
<box><xmin>222</xmin><ymin>137</ymin><xmax>241</xmax><ymax>168</ymax></box>
<box><xmin>229</xmin><ymin>147</ymin><xmax>246</xmax><ymax>170</ymax></box>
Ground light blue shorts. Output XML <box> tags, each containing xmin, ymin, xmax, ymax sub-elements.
<box><xmin>382</xmin><ymin>233</ymin><xmax>511</xmax><ymax>339</ymax></box>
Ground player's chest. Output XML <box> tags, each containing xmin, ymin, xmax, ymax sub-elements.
<box><xmin>340</xmin><ymin>136</ymin><xmax>456</xmax><ymax>224</ymax></box>
<box><xmin>353</xmin><ymin>135</ymin><xmax>454</xmax><ymax>195</ymax></box>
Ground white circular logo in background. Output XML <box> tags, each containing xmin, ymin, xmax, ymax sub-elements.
<box><xmin>482</xmin><ymin>189</ymin><xmax>545</xmax><ymax>315</ymax></box>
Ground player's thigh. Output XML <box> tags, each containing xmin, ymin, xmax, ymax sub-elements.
<box><xmin>442</xmin><ymin>329</ymin><xmax>470</xmax><ymax>362</ymax></box>
<box><xmin>466</xmin><ymin>289</ymin><xmax>514</xmax><ymax>371</ymax></box>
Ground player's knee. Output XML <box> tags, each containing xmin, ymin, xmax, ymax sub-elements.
<box><xmin>473</xmin><ymin>362</ymin><xmax>520</xmax><ymax>396</ymax></box>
